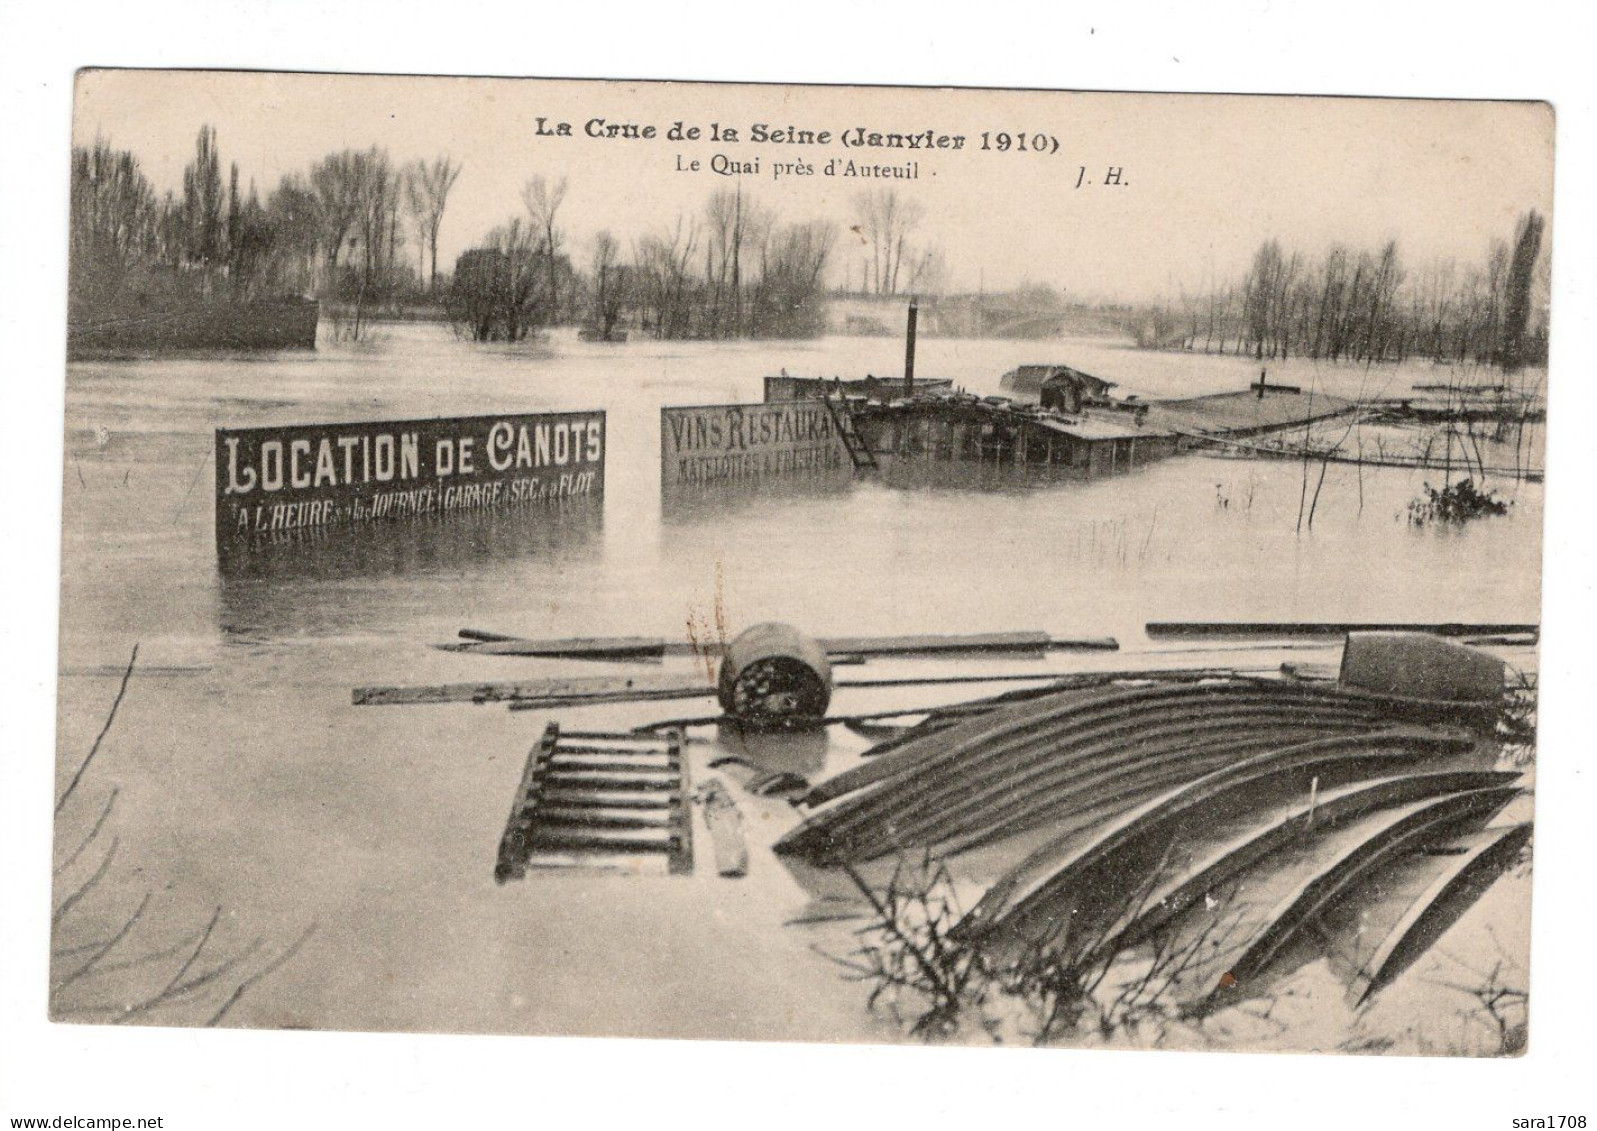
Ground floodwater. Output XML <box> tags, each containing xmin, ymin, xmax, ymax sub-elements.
<box><xmin>53</xmin><ymin>324</ymin><xmax>1542</xmax><ymax>1050</ymax></box>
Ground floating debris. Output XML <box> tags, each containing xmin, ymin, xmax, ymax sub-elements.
<box><xmin>1339</xmin><ymin>630</ymin><xmax>1507</xmax><ymax>704</ymax></box>
<box><xmin>956</xmin><ymin>733</ymin><xmax>1496</xmax><ymax>951</ymax></box>
<box><xmin>495</xmin><ymin>725</ymin><xmax>692</xmax><ymax>880</ymax></box>
<box><xmin>774</xmin><ymin>631</ymin><xmax>1531</xmax><ymax>1020</ymax></box>
<box><xmin>717</xmin><ymin>623</ymin><xmax>835</xmax><ymax>726</ymax></box>
<box><xmin>443</xmin><ymin>626</ymin><xmax>1118</xmax><ymax>661</ymax></box>
<box><xmin>697</xmin><ymin>779</ymin><xmax>749</xmax><ymax>878</ymax></box>
<box><xmin>748</xmin><ymin>770</ymin><xmax>811</xmax><ymax>798</ymax></box>
<box><xmin>779</xmin><ymin>679</ymin><xmax>1444</xmax><ymax>860</ymax></box>
<box><xmin>1349</xmin><ymin>821</ymin><xmax>1533</xmax><ymax>1006</ymax></box>
<box><xmin>1147</xmin><ymin>620</ymin><xmax>1538</xmax><ymax>641</ymax></box>
<box><xmin>1188</xmin><ymin>785</ymin><xmax>1520</xmax><ymax>1017</ymax></box>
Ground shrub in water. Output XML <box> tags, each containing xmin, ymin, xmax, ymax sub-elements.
<box><xmin>1408</xmin><ymin>478</ymin><xmax>1510</xmax><ymax>527</ymax></box>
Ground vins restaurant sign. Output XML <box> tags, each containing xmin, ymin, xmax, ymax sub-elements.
<box><xmin>660</xmin><ymin>401</ymin><xmax>848</xmax><ymax>486</ymax></box>
<box><xmin>216</xmin><ymin>411</ymin><xmax>605</xmax><ymax>550</ymax></box>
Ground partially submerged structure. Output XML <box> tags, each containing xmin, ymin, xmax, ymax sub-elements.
<box><xmin>755</xmin><ymin>359</ymin><xmax>1389</xmax><ymax>483</ymax></box>
<box><xmin>1369</xmin><ymin>383</ymin><xmax>1547</xmax><ymax>425</ymax></box>
<box><xmin>359</xmin><ymin>612</ymin><xmax>1533</xmax><ymax>1028</ymax></box>
<box><xmin>1000</xmin><ymin>364</ymin><xmax>1116</xmax><ymax>406</ymax></box>
<box><xmin>1139</xmin><ymin>386</ymin><xmax>1359</xmax><ymax>439</ymax></box>
<box><xmin>1039</xmin><ymin>368</ymin><xmax>1119</xmax><ymax>414</ymax></box>
<box><xmin>764</xmin><ymin>373</ymin><xmax>955</xmax><ymax>403</ymax></box>
<box><xmin>495</xmin><ymin>723</ymin><xmax>693</xmax><ymax>879</ymax></box>
<box><xmin>771</xmin><ymin>629</ymin><xmax>1528</xmax><ymax>1017</ymax></box>
<box><xmin>854</xmin><ymin>395</ymin><xmax>1179</xmax><ymax>478</ymax></box>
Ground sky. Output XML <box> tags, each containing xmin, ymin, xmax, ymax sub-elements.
<box><xmin>73</xmin><ymin>70</ymin><xmax>1555</xmax><ymax>302</ymax></box>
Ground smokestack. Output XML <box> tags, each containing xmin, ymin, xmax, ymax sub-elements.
<box><xmin>904</xmin><ymin>298</ymin><xmax>918</xmax><ymax>398</ymax></box>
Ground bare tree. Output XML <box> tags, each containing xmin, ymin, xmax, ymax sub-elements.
<box><xmin>308</xmin><ymin>151</ymin><xmax>362</xmax><ymax>272</ymax></box>
<box><xmin>753</xmin><ymin>218</ymin><xmax>837</xmax><ymax>337</ymax></box>
<box><xmin>181</xmin><ymin>125</ymin><xmax>225</xmax><ymax>273</ymax></box>
<box><xmin>1165</xmin><ymin>221</ymin><xmax>1546</xmax><ymax>369</ymax></box>
<box><xmin>852</xmin><ymin>188</ymin><xmax>925</xmax><ymax>296</ymax></box>
<box><xmin>1498</xmin><ymin>209</ymin><xmax>1546</xmax><ymax>371</ymax></box>
<box><xmin>702</xmin><ymin>185</ymin><xmax>773</xmax><ymax>337</ymax></box>
<box><xmin>633</xmin><ymin>214</ymin><xmax>700</xmax><ymax>340</ymax></box>
<box><xmin>588</xmin><ymin>229</ymin><xmax>632</xmax><ymax>340</ymax></box>
<box><xmin>404</xmin><ymin>156</ymin><xmax>462</xmax><ymax>294</ymax></box>
<box><xmin>69</xmin><ymin>139</ymin><xmax>162</xmax><ymax>288</ymax></box>
<box><xmin>521</xmin><ymin>175</ymin><xmax>569</xmax><ymax>320</ymax></box>
<box><xmin>448</xmin><ymin>217</ymin><xmax>550</xmax><ymax>342</ymax></box>
<box><xmin>307</xmin><ymin>147</ymin><xmax>403</xmax><ymax>336</ymax></box>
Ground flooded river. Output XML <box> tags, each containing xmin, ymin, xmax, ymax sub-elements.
<box><xmin>54</xmin><ymin>324</ymin><xmax>1542</xmax><ymax>1048</ymax></box>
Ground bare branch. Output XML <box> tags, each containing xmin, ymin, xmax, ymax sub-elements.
<box><xmin>53</xmin><ymin>891</ymin><xmax>151</xmax><ymax>994</ymax></box>
<box><xmin>206</xmin><ymin>924</ymin><xmax>319</xmax><ymax>1028</ymax></box>
<box><xmin>57</xmin><ymin>644</ymin><xmax>138</xmax><ymax>814</ymax></box>
<box><xmin>54</xmin><ymin>788</ymin><xmax>118</xmax><ymax>876</ymax></box>
<box><xmin>52</xmin><ymin>837</ymin><xmax>118</xmax><ymax>926</ymax></box>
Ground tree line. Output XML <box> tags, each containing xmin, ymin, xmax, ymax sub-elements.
<box><xmin>450</xmin><ymin>179</ymin><xmax>840</xmax><ymax>342</ymax></box>
<box><xmin>70</xmin><ymin>127</ymin><xmax>460</xmax><ymax>335</ymax></box>
<box><xmin>1142</xmin><ymin>211</ymin><xmax>1549</xmax><ymax>370</ymax></box>
<box><xmin>70</xmin><ymin>124</ymin><xmax>902</xmax><ymax>344</ymax></box>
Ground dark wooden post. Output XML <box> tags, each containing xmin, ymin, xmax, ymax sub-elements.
<box><xmin>904</xmin><ymin>298</ymin><xmax>919</xmax><ymax>398</ymax></box>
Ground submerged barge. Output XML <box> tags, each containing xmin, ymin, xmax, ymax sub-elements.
<box><xmin>766</xmin><ymin>352</ymin><xmax>1369</xmax><ymax>481</ymax></box>
<box><xmin>853</xmin><ymin>396</ymin><xmax>1178</xmax><ymax>477</ymax></box>
<box><xmin>1139</xmin><ymin>386</ymin><xmax>1359</xmax><ymax>439</ymax></box>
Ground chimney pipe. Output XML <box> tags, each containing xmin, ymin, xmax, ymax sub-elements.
<box><xmin>904</xmin><ymin>298</ymin><xmax>919</xmax><ymax>398</ymax></box>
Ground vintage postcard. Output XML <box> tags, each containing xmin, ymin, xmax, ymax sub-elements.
<box><xmin>54</xmin><ymin>70</ymin><xmax>1549</xmax><ymax>1055</ymax></box>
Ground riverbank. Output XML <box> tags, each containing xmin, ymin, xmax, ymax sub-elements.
<box><xmin>68</xmin><ymin>295</ymin><xmax>319</xmax><ymax>356</ymax></box>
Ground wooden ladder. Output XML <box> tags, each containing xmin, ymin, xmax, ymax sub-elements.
<box><xmin>824</xmin><ymin>397</ymin><xmax>879</xmax><ymax>470</ymax></box>
<box><xmin>495</xmin><ymin>723</ymin><xmax>692</xmax><ymax>880</ymax></box>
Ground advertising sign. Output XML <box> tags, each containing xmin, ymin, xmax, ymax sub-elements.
<box><xmin>660</xmin><ymin>401</ymin><xmax>850</xmax><ymax>486</ymax></box>
<box><xmin>216</xmin><ymin>410</ymin><xmax>605</xmax><ymax>550</ymax></box>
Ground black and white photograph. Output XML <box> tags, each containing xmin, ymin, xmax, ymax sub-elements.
<box><xmin>3</xmin><ymin>17</ymin><xmax>1593</xmax><ymax>1125</ymax></box>
<box><xmin>47</xmin><ymin>69</ymin><xmax>1552</xmax><ymax>1052</ymax></box>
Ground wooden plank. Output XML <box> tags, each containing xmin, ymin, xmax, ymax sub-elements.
<box><xmin>362</xmin><ymin>665</ymin><xmax>1258</xmax><ymax>712</ymax></box>
<box><xmin>535</xmin><ymin>808</ymin><xmax>677</xmax><ymax>830</ymax></box>
<box><xmin>441</xmin><ymin>636</ymin><xmax>669</xmax><ymax>659</ymax></box>
<box><xmin>539</xmin><ymin>790</ymin><xmax>679</xmax><ymax>810</ymax></box>
<box><xmin>447</xmin><ymin>629</ymin><xmax>1119</xmax><ymax>660</ymax></box>
<box><xmin>1147</xmin><ymin>621</ymin><xmax>1538</xmax><ymax>640</ymax></box>
<box><xmin>544</xmin><ymin>771</ymin><xmax>679</xmax><ymax>791</ymax></box>
<box><xmin>527</xmin><ymin>828</ymin><xmax>677</xmax><ymax>852</ymax></box>
<box><xmin>505</xmin><ymin>690</ymin><xmax>716</xmax><ymax>711</ymax></box>
<box><xmin>817</xmin><ymin>631</ymin><xmax>1117</xmax><ymax>655</ymax></box>
<box><xmin>353</xmin><ymin>672</ymin><xmax>714</xmax><ymax>707</ymax></box>
<box><xmin>668</xmin><ymin>731</ymin><xmax>694</xmax><ymax>875</ymax></box>
<box><xmin>546</xmin><ymin>759</ymin><xmax>677</xmax><ymax>776</ymax></box>
<box><xmin>1350</xmin><ymin>821</ymin><xmax>1533</xmax><ymax>1006</ymax></box>
<box><xmin>494</xmin><ymin>723</ymin><xmax>559</xmax><ymax>883</ymax></box>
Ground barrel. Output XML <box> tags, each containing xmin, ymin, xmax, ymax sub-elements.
<box><xmin>717</xmin><ymin>623</ymin><xmax>834</xmax><ymax>725</ymax></box>
<box><xmin>1339</xmin><ymin>631</ymin><xmax>1505</xmax><ymax>703</ymax></box>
